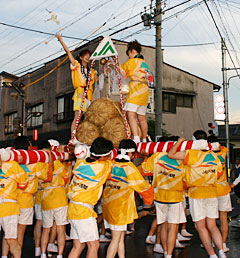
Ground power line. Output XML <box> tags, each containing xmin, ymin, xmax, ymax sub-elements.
<box><xmin>203</xmin><ymin>0</ymin><xmax>240</xmax><ymax>77</ymax></box>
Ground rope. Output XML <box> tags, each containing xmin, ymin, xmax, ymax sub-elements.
<box><xmin>68</xmin><ymin>59</ymin><xmax>95</xmax><ymax>146</ymax></box>
<box><xmin>112</xmin><ymin>56</ymin><xmax>131</xmax><ymax>139</ymax></box>
<box><xmin>22</xmin><ymin>24</ymin><xmax>105</xmax><ymax>89</ymax></box>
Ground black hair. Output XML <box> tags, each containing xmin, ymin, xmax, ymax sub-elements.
<box><xmin>90</xmin><ymin>137</ymin><xmax>113</xmax><ymax>159</ymax></box>
<box><xmin>37</xmin><ymin>140</ymin><xmax>51</xmax><ymax>150</ymax></box>
<box><xmin>168</xmin><ymin>136</ymin><xmax>180</xmax><ymax>142</ymax></box>
<box><xmin>118</xmin><ymin>139</ymin><xmax>137</xmax><ymax>152</ymax></box>
<box><xmin>76</xmin><ymin>49</ymin><xmax>91</xmax><ymax>64</ymax></box>
<box><xmin>126</xmin><ymin>40</ymin><xmax>142</xmax><ymax>55</ymax></box>
<box><xmin>157</xmin><ymin>136</ymin><xmax>169</xmax><ymax>142</ymax></box>
<box><xmin>207</xmin><ymin>135</ymin><xmax>218</xmax><ymax>143</ymax></box>
<box><xmin>13</xmin><ymin>136</ymin><xmax>31</xmax><ymax>150</ymax></box>
<box><xmin>193</xmin><ymin>130</ymin><xmax>207</xmax><ymax>140</ymax></box>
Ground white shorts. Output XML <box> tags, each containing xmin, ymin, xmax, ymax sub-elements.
<box><xmin>155</xmin><ymin>202</ymin><xmax>186</xmax><ymax>224</ymax></box>
<box><xmin>125</xmin><ymin>103</ymin><xmax>147</xmax><ymax>115</ymax></box>
<box><xmin>19</xmin><ymin>208</ymin><xmax>34</xmax><ymax>225</ymax></box>
<box><xmin>104</xmin><ymin>220</ymin><xmax>127</xmax><ymax>231</ymax></box>
<box><xmin>42</xmin><ymin>206</ymin><xmax>68</xmax><ymax>228</ymax></box>
<box><xmin>69</xmin><ymin>217</ymin><xmax>99</xmax><ymax>243</ymax></box>
<box><xmin>218</xmin><ymin>194</ymin><xmax>232</xmax><ymax>212</ymax></box>
<box><xmin>0</xmin><ymin>215</ymin><xmax>19</xmax><ymax>239</ymax></box>
<box><xmin>189</xmin><ymin>197</ymin><xmax>218</xmax><ymax>222</ymax></box>
<box><xmin>35</xmin><ymin>203</ymin><xmax>42</xmax><ymax>220</ymax></box>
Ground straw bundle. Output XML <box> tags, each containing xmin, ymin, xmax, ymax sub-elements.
<box><xmin>76</xmin><ymin>120</ymin><xmax>100</xmax><ymax>146</ymax></box>
<box><xmin>86</xmin><ymin>98</ymin><xmax>120</xmax><ymax>126</ymax></box>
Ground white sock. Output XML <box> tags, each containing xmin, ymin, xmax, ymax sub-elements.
<box><xmin>2</xmin><ymin>256</ymin><xmax>8</xmax><ymax>258</ymax></box>
<box><xmin>142</xmin><ymin>138</ymin><xmax>147</xmax><ymax>142</ymax></box>
<box><xmin>164</xmin><ymin>251</ymin><xmax>167</xmax><ymax>258</ymax></box>
<box><xmin>57</xmin><ymin>255</ymin><xmax>63</xmax><ymax>258</ymax></box>
<box><xmin>223</xmin><ymin>243</ymin><xmax>227</xmax><ymax>249</ymax></box>
<box><xmin>133</xmin><ymin>136</ymin><xmax>140</xmax><ymax>143</ymax></box>
<box><xmin>166</xmin><ymin>255</ymin><xmax>172</xmax><ymax>258</ymax></box>
<box><xmin>41</xmin><ymin>254</ymin><xmax>47</xmax><ymax>258</ymax></box>
<box><xmin>219</xmin><ymin>249</ymin><xmax>226</xmax><ymax>258</ymax></box>
<box><xmin>48</xmin><ymin>243</ymin><xmax>55</xmax><ymax>248</ymax></box>
<box><xmin>209</xmin><ymin>255</ymin><xmax>218</xmax><ymax>258</ymax></box>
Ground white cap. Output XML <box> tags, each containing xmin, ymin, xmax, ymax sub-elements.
<box><xmin>48</xmin><ymin>139</ymin><xmax>60</xmax><ymax>148</ymax></box>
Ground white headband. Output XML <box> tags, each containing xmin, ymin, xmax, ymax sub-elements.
<box><xmin>91</xmin><ymin>150</ymin><xmax>112</xmax><ymax>157</ymax></box>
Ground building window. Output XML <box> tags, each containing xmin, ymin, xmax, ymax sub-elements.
<box><xmin>176</xmin><ymin>94</ymin><xmax>193</xmax><ymax>108</ymax></box>
<box><xmin>27</xmin><ymin>103</ymin><xmax>43</xmax><ymax>128</ymax></box>
<box><xmin>57</xmin><ymin>94</ymin><xmax>74</xmax><ymax>122</ymax></box>
<box><xmin>4</xmin><ymin>112</ymin><xmax>17</xmax><ymax>133</ymax></box>
<box><xmin>163</xmin><ymin>93</ymin><xmax>176</xmax><ymax>113</ymax></box>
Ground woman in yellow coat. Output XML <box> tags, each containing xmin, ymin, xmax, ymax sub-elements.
<box><xmin>55</xmin><ymin>34</ymin><xmax>97</xmax><ymax>137</ymax></box>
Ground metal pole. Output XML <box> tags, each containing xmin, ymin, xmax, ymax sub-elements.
<box><xmin>155</xmin><ymin>0</ymin><xmax>163</xmax><ymax>138</ymax></box>
<box><xmin>221</xmin><ymin>39</ymin><xmax>230</xmax><ymax>172</ymax></box>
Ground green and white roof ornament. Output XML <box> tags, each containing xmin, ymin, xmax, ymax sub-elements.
<box><xmin>90</xmin><ymin>35</ymin><xmax>118</xmax><ymax>60</ymax></box>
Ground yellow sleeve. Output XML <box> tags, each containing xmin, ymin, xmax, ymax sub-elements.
<box><xmin>128</xmin><ymin>164</ymin><xmax>154</xmax><ymax>205</ymax></box>
<box><xmin>141</xmin><ymin>153</ymin><xmax>159</xmax><ymax>176</ymax></box>
<box><xmin>35</xmin><ymin>163</ymin><xmax>50</xmax><ymax>181</ymax></box>
<box><xmin>11</xmin><ymin>162</ymin><xmax>29</xmax><ymax>190</ymax></box>
<box><xmin>183</xmin><ymin>150</ymin><xmax>199</xmax><ymax>165</ymax></box>
<box><xmin>120</xmin><ymin>60</ymin><xmax>129</xmax><ymax>78</ymax></box>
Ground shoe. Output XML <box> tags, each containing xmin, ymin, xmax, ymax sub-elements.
<box><xmin>177</xmin><ymin>233</ymin><xmax>191</xmax><ymax>242</ymax></box>
<box><xmin>40</xmin><ymin>254</ymin><xmax>47</xmax><ymax>258</ymax></box>
<box><xmin>147</xmin><ymin>135</ymin><xmax>152</xmax><ymax>142</ymax></box>
<box><xmin>153</xmin><ymin>244</ymin><xmax>164</xmax><ymax>253</ymax></box>
<box><xmin>151</xmin><ymin>235</ymin><xmax>156</xmax><ymax>243</ymax></box>
<box><xmin>47</xmin><ymin>244</ymin><xmax>58</xmax><ymax>253</ymax></box>
<box><xmin>181</xmin><ymin>229</ymin><xmax>193</xmax><ymax>237</ymax></box>
<box><xmin>223</xmin><ymin>243</ymin><xmax>230</xmax><ymax>252</ymax></box>
<box><xmin>145</xmin><ymin>235</ymin><xmax>155</xmax><ymax>244</ymax></box>
<box><xmin>175</xmin><ymin>239</ymin><xmax>185</xmax><ymax>248</ymax></box>
<box><xmin>35</xmin><ymin>247</ymin><xmax>41</xmax><ymax>257</ymax></box>
<box><xmin>99</xmin><ymin>234</ymin><xmax>111</xmax><ymax>242</ymax></box>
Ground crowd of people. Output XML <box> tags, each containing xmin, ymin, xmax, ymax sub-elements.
<box><xmin>0</xmin><ymin>130</ymin><xmax>238</xmax><ymax>258</ymax></box>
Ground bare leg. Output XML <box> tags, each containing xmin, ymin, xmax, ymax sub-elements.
<box><xmin>34</xmin><ymin>219</ymin><xmax>42</xmax><ymax>248</ymax></box>
<box><xmin>137</xmin><ymin>114</ymin><xmax>148</xmax><ymax>139</ymax></box>
<box><xmin>6</xmin><ymin>239</ymin><xmax>21</xmax><ymax>258</ymax></box>
<box><xmin>106</xmin><ymin>230</ymin><xmax>123</xmax><ymax>258</ymax></box>
<box><xmin>127</xmin><ymin>111</ymin><xmax>138</xmax><ymax>137</ymax></box>
<box><xmin>17</xmin><ymin>224</ymin><xmax>27</xmax><ymax>248</ymax></box>
<box><xmin>71</xmin><ymin>111</ymin><xmax>82</xmax><ymax>135</ymax></box>
<box><xmin>219</xmin><ymin>211</ymin><xmax>228</xmax><ymax>244</ymax></box>
<box><xmin>68</xmin><ymin>239</ymin><xmax>86</xmax><ymax>258</ymax></box>
<box><xmin>41</xmin><ymin>227</ymin><xmax>51</xmax><ymax>255</ymax></box>
<box><xmin>2</xmin><ymin>235</ymin><xmax>10</xmax><ymax>256</ymax></box>
<box><xmin>86</xmin><ymin>240</ymin><xmax>100</xmax><ymax>258</ymax></box>
<box><xmin>56</xmin><ymin>225</ymin><xmax>66</xmax><ymax>255</ymax></box>
<box><xmin>148</xmin><ymin>218</ymin><xmax>157</xmax><ymax>236</ymax></box>
<box><xmin>195</xmin><ymin>219</ymin><xmax>216</xmax><ymax>256</ymax></box>
<box><xmin>117</xmin><ymin>232</ymin><xmax>125</xmax><ymax>258</ymax></box>
<box><xmin>167</xmin><ymin>223</ymin><xmax>179</xmax><ymax>255</ymax></box>
<box><xmin>206</xmin><ymin>218</ymin><xmax>223</xmax><ymax>251</ymax></box>
<box><xmin>49</xmin><ymin>221</ymin><xmax>57</xmax><ymax>244</ymax></box>
<box><xmin>160</xmin><ymin>222</ymin><xmax>167</xmax><ymax>252</ymax></box>
<box><xmin>156</xmin><ymin>224</ymin><xmax>161</xmax><ymax>245</ymax></box>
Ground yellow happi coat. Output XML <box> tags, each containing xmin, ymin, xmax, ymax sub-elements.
<box><xmin>184</xmin><ymin>150</ymin><xmax>222</xmax><ymax>199</ymax></box>
<box><xmin>216</xmin><ymin>147</ymin><xmax>231</xmax><ymax>197</ymax></box>
<box><xmin>0</xmin><ymin>161</ymin><xmax>28</xmax><ymax>217</ymax></box>
<box><xmin>120</xmin><ymin>57</ymin><xmax>149</xmax><ymax>106</ymax></box>
<box><xmin>40</xmin><ymin>160</ymin><xmax>69</xmax><ymax>211</ymax></box>
<box><xmin>67</xmin><ymin>159</ymin><xmax>112</xmax><ymax>220</ymax></box>
<box><xmin>17</xmin><ymin>163</ymin><xmax>51</xmax><ymax>209</ymax></box>
<box><xmin>71</xmin><ymin>60</ymin><xmax>96</xmax><ymax>111</ymax></box>
<box><xmin>142</xmin><ymin>152</ymin><xmax>185</xmax><ymax>203</ymax></box>
<box><xmin>102</xmin><ymin>161</ymin><xmax>154</xmax><ymax>226</ymax></box>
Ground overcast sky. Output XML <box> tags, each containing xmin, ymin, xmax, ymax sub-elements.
<box><xmin>1</xmin><ymin>0</ymin><xmax>240</xmax><ymax>123</ymax></box>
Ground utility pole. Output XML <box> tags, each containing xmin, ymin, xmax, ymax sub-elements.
<box><xmin>154</xmin><ymin>0</ymin><xmax>163</xmax><ymax>138</ymax></box>
<box><xmin>221</xmin><ymin>38</ymin><xmax>230</xmax><ymax>173</ymax></box>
